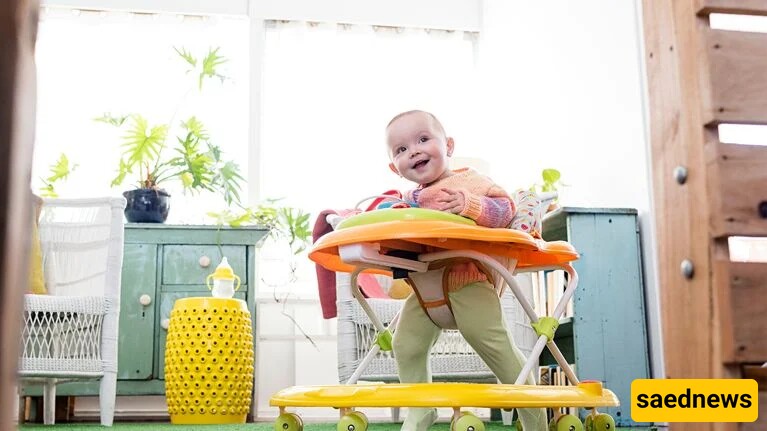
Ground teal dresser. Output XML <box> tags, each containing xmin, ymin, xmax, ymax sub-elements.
<box><xmin>26</xmin><ymin>224</ymin><xmax>269</xmax><ymax>397</ymax></box>
<box><xmin>541</xmin><ymin>208</ymin><xmax>651</xmax><ymax>427</ymax></box>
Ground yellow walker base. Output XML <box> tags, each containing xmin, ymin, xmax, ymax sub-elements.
<box><xmin>270</xmin><ymin>382</ymin><xmax>619</xmax><ymax>431</ymax></box>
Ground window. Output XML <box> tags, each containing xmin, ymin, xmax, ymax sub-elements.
<box><xmin>258</xmin><ymin>21</ymin><xmax>479</xmax><ymax>297</ymax></box>
<box><xmin>34</xmin><ymin>9</ymin><xmax>480</xmax><ymax>298</ymax></box>
<box><xmin>34</xmin><ymin>8</ymin><xmax>249</xmax><ymax>223</ymax></box>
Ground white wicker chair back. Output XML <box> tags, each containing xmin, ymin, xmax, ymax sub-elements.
<box><xmin>19</xmin><ymin>197</ymin><xmax>126</xmax><ymax>426</ymax></box>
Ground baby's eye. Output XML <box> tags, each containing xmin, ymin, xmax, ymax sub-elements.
<box><xmin>395</xmin><ymin>146</ymin><xmax>407</xmax><ymax>154</ymax></box>
<box><xmin>418</xmin><ymin>136</ymin><xmax>429</xmax><ymax>143</ymax></box>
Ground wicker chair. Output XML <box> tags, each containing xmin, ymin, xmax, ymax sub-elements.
<box><xmin>19</xmin><ymin>197</ymin><xmax>126</xmax><ymax>426</ymax></box>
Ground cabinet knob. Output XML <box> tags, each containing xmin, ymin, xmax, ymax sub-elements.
<box><xmin>199</xmin><ymin>255</ymin><xmax>211</xmax><ymax>268</ymax></box>
<box><xmin>161</xmin><ymin>318</ymin><xmax>170</xmax><ymax>330</ymax></box>
<box><xmin>139</xmin><ymin>294</ymin><xmax>152</xmax><ymax>306</ymax></box>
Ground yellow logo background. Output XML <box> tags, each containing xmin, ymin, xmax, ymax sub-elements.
<box><xmin>631</xmin><ymin>379</ymin><xmax>758</xmax><ymax>422</ymax></box>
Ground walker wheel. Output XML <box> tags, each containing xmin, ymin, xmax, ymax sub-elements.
<box><xmin>350</xmin><ymin>411</ymin><xmax>369</xmax><ymax>425</ymax></box>
<box><xmin>338</xmin><ymin>411</ymin><xmax>368</xmax><ymax>431</ymax></box>
<box><xmin>549</xmin><ymin>414</ymin><xmax>583</xmax><ymax>431</ymax></box>
<box><xmin>274</xmin><ymin>413</ymin><xmax>303</xmax><ymax>431</ymax></box>
<box><xmin>451</xmin><ymin>411</ymin><xmax>485</xmax><ymax>431</ymax></box>
<box><xmin>587</xmin><ymin>413</ymin><xmax>614</xmax><ymax>431</ymax></box>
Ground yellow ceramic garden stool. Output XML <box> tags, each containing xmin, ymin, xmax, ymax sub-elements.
<box><xmin>164</xmin><ymin>296</ymin><xmax>254</xmax><ymax>424</ymax></box>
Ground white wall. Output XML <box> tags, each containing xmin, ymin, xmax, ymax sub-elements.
<box><xmin>476</xmin><ymin>0</ymin><xmax>662</xmax><ymax>380</ymax></box>
<box><xmin>476</xmin><ymin>1</ymin><xmax>649</xmax><ymax>207</ymax></box>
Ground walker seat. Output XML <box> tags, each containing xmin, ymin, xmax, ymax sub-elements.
<box><xmin>272</xmin><ymin>207</ymin><xmax>619</xmax><ymax>431</ymax></box>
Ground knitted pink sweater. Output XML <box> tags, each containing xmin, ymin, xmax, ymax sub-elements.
<box><xmin>404</xmin><ymin>168</ymin><xmax>515</xmax><ymax>290</ymax></box>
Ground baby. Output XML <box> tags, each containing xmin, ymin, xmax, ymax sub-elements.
<box><xmin>385</xmin><ymin>110</ymin><xmax>547</xmax><ymax>431</ymax></box>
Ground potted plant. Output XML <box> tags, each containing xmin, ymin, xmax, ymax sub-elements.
<box><xmin>96</xmin><ymin>47</ymin><xmax>244</xmax><ymax>223</ymax></box>
<box><xmin>532</xmin><ymin>168</ymin><xmax>566</xmax><ymax>212</ymax></box>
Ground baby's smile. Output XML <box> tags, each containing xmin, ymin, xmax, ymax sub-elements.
<box><xmin>412</xmin><ymin>159</ymin><xmax>429</xmax><ymax>169</ymax></box>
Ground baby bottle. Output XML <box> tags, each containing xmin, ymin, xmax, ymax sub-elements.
<box><xmin>206</xmin><ymin>257</ymin><xmax>241</xmax><ymax>298</ymax></box>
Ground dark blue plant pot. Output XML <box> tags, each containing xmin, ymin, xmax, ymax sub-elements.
<box><xmin>123</xmin><ymin>188</ymin><xmax>171</xmax><ymax>223</ymax></box>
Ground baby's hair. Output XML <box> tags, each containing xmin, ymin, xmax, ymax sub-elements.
<box><xmin>386</xmin><ymin>110</ymin><xmax>446</xmax><ymax>137</ymax></box>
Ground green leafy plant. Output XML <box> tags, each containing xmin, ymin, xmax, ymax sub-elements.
<box><xmin>535</xmin><ymin>168</ymin><xmax>565</xmax><ymax>193</ymax></box>
<box><xmin>276</xmin><ymin>207</ymin><xmax>312</xmax><ymax>255</ymax></box>
<box><xmin>95</xmin><ymin>47</ymin><xmax>244</xmax><ymax>206</ymax></box>
<box><xmin>530</xmin><ymin>168</ymin><xmax>567</xmax><ymax>212</ymax></box>
<box><xmin>208</xmin><ymin>199</ymin><xmax>311</xmax><ymax>256</ymax></box>
<box><xmin>38</xmin><ymin>153</ymin><xmax>78</xmax><ymax>198</ymax></box>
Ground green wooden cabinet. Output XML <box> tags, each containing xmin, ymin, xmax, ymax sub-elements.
<box><xmin>32</xmin><ymin>224</ymin><xmax>268</xmax><ymax>396</ymax></box>
<box><xmin>541</xmin><ymin>207</ymin><xmax>651</xmax><ymax>427</ymax></box>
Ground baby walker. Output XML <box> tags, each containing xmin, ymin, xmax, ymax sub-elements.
<box><xmin>270</xmin><ymin>200</ymin><xmax>618</xmax><ymax>431</ymax></box>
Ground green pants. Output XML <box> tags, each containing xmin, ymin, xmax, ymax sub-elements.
<box><xmin>393</xmin><ymin>281</ymin><xmax>547</xmax><ymax>431</ymax></box>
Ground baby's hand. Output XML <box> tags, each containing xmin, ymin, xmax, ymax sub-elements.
<box><xmin>437</xmin><ymin>188</ymin><xmax>465</xmax><ymax>214</ymax></box>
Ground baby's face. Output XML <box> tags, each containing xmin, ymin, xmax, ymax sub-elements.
<box><xmin>386</xmin><ymin>112</ymin><xmax>453</xmax><ymax>186</ymax></box>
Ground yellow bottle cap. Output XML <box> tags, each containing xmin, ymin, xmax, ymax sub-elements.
<box><xmin>211</xmin><ymin>257</ymin><xmax>236</xmax><ymax>280</ymax></box>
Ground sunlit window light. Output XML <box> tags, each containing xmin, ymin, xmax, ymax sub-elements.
<box><xmin>729</xmin><ymin>237</ymin><xmax>767</xmax><ymax>262</ymax></box>
<box><xmin>709</xmin><ymin>13</ymin><xmax>767</xmax><ymax>33</ymax></box>
<box><xmin>718</xmin><ymin>124</ymin><xmax>767</xmax><ymax>146</ymax></box>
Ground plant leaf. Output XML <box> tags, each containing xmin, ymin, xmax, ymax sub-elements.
<box><xmin>111</xmin><ymin>158</ymin><xmax>132</xmax><ymax>187</ymax></box>
<box><xmin>45</xmin><ymin>153</ymin><xmax>77</xmax><ymax>183</ymax></box>
<box><xmin>207</xmin><ymin>209</ymin><xmax>254</xmax><ymax>227</ymax></box>
<box><xmin>199</xmin><ymin>47</ymin><xmax>228</xmax><ymax>90</ymax></box>
<box><xmin>542</xmin><ymin>168</ymin><xmax>561</xmax><ymax>185</ymax></box>
<box><xmin>120</xmin><ymin>115</ymin><xmax>167</xmax><ymax>170</ymax></box>
<box><xmin>173</xmin><ymin>124</ymin><xmax>216</xmax><ymax>191</ymax></box>
<box><xmin>277</xmin><ymin>207</ymin><xmax>311</xmax><ymax>255</ymax></box>
<box><xmin>94</xmin><ymin>113</ymin><xmax>129</xmax><ymax>127</ymax></box>
<box><xmin>181</xmin><ymin>116</ymin><xmax>209</xmax><ymax>141</ymax></box>
<box><xmin>174</xmin><ymin>46</ymin><xmax>197</xmax><ymax>68</ymax></box>
<box><xmin>216</xmin><ymin>160</ymin><xmax>245</xmax><ymax>206</ymax></box>
<box><xmin>38</xmin><ymin>182</ymin><xmax>58</xmax><ymax>198</ymax></box>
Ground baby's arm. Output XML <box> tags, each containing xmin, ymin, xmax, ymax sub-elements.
<box><xmin>438</xmin><ymin>188</ymin><xmax>514</xmax><ymax>228</ymax></box>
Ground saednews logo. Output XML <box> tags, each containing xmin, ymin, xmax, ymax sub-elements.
<box><xmin>631</xmin><ymin>379</ymin><xmax>758</xmax><ymax>422</ymax></box>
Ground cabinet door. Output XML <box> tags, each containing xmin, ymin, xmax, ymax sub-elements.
<box><xmin>118</xmin><ymin>243</ymin><xmax>157</xmax><ymax>380</ymax></box>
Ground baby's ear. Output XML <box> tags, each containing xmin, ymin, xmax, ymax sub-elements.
<box><xmin>446</xmin><ymin>137</ymin><xmax>455</xmax><ymax>156</ymax></box>
<box><xmin>388</xmin><ymin>162</ymin><xmax>399</xmax><ymax>175</ymax></box>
